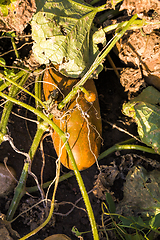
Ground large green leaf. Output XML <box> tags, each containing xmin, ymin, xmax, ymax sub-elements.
<box><xmin>31</xmin><ymin>0</ymin><xmax>105</xmax><ymax>78</ymax></box>
<box><xmin>122</xmin><ymin>86</ymin><xmax>160</xmax><ymax>154</ymax></box>
<box><xmin>117</xmin><ymin>166</ymin><xmax>160</xmax><ymax>218</ymax></box>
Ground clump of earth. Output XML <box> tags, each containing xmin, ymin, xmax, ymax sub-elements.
<box><xmin>0</xmin><ymin>0</ymin><xmax>160</xmax><ymax>240</ymax></box>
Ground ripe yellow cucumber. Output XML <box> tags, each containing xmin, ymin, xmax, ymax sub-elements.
<box><xmin>43</xmin><ymin>68</ymin><xmax>102</xmax><ymax>170</ymax></box>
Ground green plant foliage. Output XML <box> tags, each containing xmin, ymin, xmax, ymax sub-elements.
<box><xmin>103</xmin><ymin>193</ymin><xmax>149</xmax><ymax>240</ymax></box>
<box><xmin>122</xmin><ymin>86</ymin><xmax>160</xmax><ymax>154</ymax></box>
<box><xmin>0</xmin><ymin>0</ymin><xmax>16</xmax><ymax>16</ymax></box>
<box><xmin>0</xmin><ymin>57</ymin><xmax>5</xmax><ymax>66</ymax></box>
<box><xmin>115</xmin><ymin>166</ymin><xmax>160</xmax><ymax>239</ymax></box>
<box><xmin>71</xmin><ymin>226</ymin><xmax>83</xmax><ymax>237</ymax></box>
<box><xmin>0</xmin><ymin>4</ymin><xmax>8</xmax><ymax>16</ymax></box>
<box><xmin>104</xmin><ymin>167</ymin><xmax>160</xmax><ymax>240</ymax></box>
<box><xmin>105</xmin><ymin>192</ymin><xmax>116</xmax><ymax>214</ymax></box>
<box><xmin>111</xmin><ymin>0</ymin><xmax>123</xmax><ymax>8</ymax></box>
<box><xmin>149</xmin><ymin>213</ymin><xmax>160</xmax><ymax>230</ymax></box>
<box><xmin>117</xmin><ymin>166</ymin><xmax>160</xmax><ymax>218</ymax></box>
<box><xmin>0</xmin><ymin>57</ymin><xmax>15</xmax><ymax>78</ymax></box>
<box><xmin>31</xmin><ymin>0</ymin><xmax>106</xmax><ymax>78</ymax></box>
<box><xmin>118</xmin><ymin>215</ymin><xmax>148</xmax><ymax>229</ymax></box>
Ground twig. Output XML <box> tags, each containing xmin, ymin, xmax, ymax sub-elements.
<box><xmin>3</xmin><ymin>135</ymin><xmax>30</xmax><ymax>161</ymax></box>
<box><xmin>0</xmin><ymin>42</ymin><xmax>33</xmax><ymax>57</ymax></box>
<box><xmin>106</xmin><ymin>54</ymin><xmax>120</xmax><ymax>79</ymax></box>
<box><xmin>103</xmin><ymin>120</ymin><xmax>142</xmax><ymax>143</ymax></box>
<box><xmin>11</xmin><ymin>37</ymin><xmax>20</xmax><ymax>59</ymax></box>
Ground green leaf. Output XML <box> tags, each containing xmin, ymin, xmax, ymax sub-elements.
<box><xmin>122</xmin><ymin>233</ymin><xmax>146</xmax><ymax>240</ymax></box>
<box><xmin>117</xmin><ymin>166</ymin><xmax>160</xmax><ymax>219</ymax></box>
<box><xmin>0</xmin><ymin>0</ymin><xmax>17</xmax><ymax>16</ymax></box>
<box><xmin>4</xmin><ymin>68</ymin><xmax>15</xmax><ymax>78</ymax></box>
<box><xmin>119</xmin><ymin>215</ymin><xmax>149</xmax><ymax>229</ymax></box>
<box><xmin>31</xmin><ymin>0</ymin><xmax>105</xmax><ymax>78</ymax></box>
<box><xmin>149</xmin><ymin>213</ymin><xmax>160</xmax><ymax>230</ymax></box>
<box><xmin>0</xmin><ymin>4</ymin><xmax>8</xmax><ymax>16</ymax></box>
<box><xmin>128</xmin><ymin>233</ymin><xmax>146</xmax><ymax>240</ymax></box>
<box><xmin>71</xmin><ymin>226</ymin><xmax>82</xmax><ymax>237</ymax></box>
<box><xmin>0</xmin><ymin>57</ymin><xmax>6</xmax><ymax>67</ymax></box>
<box><xmin>122</xmin><ymin>86</ymin><xmax>160</xmax><ymax>154</ymax></box>
<box><xmin>105</xmin><ymin>192</ymin><xmax>116</xmax><ymax>213</ymax></box>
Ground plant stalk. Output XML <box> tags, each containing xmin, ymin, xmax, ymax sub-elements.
<box><xmin>6</xmin><ymin>122</ymin><xmax>48</xmax><ymax>221</ymax></box>
<box><xmin>0</xmin><ymin>73</ymin><xmax>29</xmax><ymax>139</ymax></box>
<box><xmin>6</xmin><ymin>73</ymin><xmax>46</xmax><ymax>221</ymax></box>
<box><xmin>98</xmin><ymin>144</ymin><xmax>156</xmax><ymax>161</ymax></box>
<box><xmin>0</xmin><ymin>72</ymin><xmax>47</xmax><ymax>109</ymax></box>
<box><xmin>0</xmin><ymin>70</ymin><xmax>27</xmax><ymax>93</ymax></box>
<box><xmin>26</xmin><ymin>171</ymin><xmax>75</xmax><ymax>193</ymax></box>
<box><xmin>11</xmin><ymin>36</ymin><xmax>20</xmax><ymax>59</ymax></box>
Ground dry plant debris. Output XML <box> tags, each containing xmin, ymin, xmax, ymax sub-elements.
<box><xmin>120</xmin><ymin>67</ymin><xmax>146</xmax><ymax>98</ymax></box>
<box><xmin>0</xmin><ymin>0</ymin><xmax>36</xmax><ymax>32</ymax></box>
<box><xmin>120</xmin><ymin>0</ymin><xmax>160</xmax><ymax>16</ymax></box>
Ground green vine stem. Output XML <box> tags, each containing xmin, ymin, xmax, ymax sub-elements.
<box><xmin>98</xmin><ymin>144</ymin><xmax>156</xmax><ymax>161</ymax></box>
<box><xmin>7</xmin><ymin>161</ymin><xmax>29</xmax><ymax>220</ymax></box>
<box><xmin>0</xmin><ymin>72</ymin><xmax>47</xmax><ymax>110</ymax></box>
<box><xmin>103</xmin><ymin>19</ymin><xmax>160</xmax><ymax>34</ymax></box>
<box><xmin>58</xmin><ymin>14</ymin><xmax>138</xmax><ymax>110</ymax></box>
<box><xmin>19</xmin><ymin>138</ymin><xmax>99</xmax><ymax>240</ymax></box>
<box><xmin>0</xmin><ymin>72</ymin><xmax>29</xmax><ymax>140</ymax></box>
<box><xmin>0</xmin><ymin>91</ymin><xmax>65</xmax><ymax>140</ymax></box>
<box><xmin>34</xmin><ymin>69</ymin><xmax>43</xmax><ymax>122</ymax></box>
<box><xmin>11</xmin><ymin>33</ymin><xmax>20</xmax><ymax>59</ymax></box>
<box><xmin>6</xmin><ymin>121</ymin><xmax>48</xmax><ymax>221</ymax></box>
<box><xmin>79</xmin><ymin>86</ymin><xmax>90</xmax><ymax>97</ymax></box>
<box><xmin>0</xmin><ymin>70</ymin><xmax>27</xmax><ymax>92</ymax></box>
<box><xmin>1</xmin><ymin>85</ymin><xmax>99</xmax><ymax>240</ymax></box>
<box><xmin>27</xmin><ymin>171</ymin><xmax>75</xmax><ymax>193</ymax></box>
<box><xmin>6</xmin><ymin>73</ymin><xmax>47</xmax><ymax>221</ymax></box>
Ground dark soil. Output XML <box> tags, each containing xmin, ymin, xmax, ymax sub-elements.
<box><xmin>0</xmin><ymin>53</ymin><xmax>134</xmax><ymax>240</ymax></box>
<box><xmin>1</xmin><ymin>55</ymin><xmax>158</xmax><ymax>240</ymax></box>
<box><xmin>0</xmin><ymin>1</ymin><xmax>160</xmax><ymax>240</ymax></box>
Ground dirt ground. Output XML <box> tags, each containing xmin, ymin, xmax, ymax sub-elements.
<box><xmin>0</xmin><ymin>0</ymin><xmax>160</xmax><ymax>239</ymax></box>
<box><xmin>0</xmin><ymin>59</ymin><xmax>131</xmax><ymax>240</ymax></box>
<box><xmin>1</xmin><ymin>55</ymin><xmax>159</xmax><ymax>240</ymax></box>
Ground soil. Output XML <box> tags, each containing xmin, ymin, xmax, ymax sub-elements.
<box><xmin>0</xmin><ymin>1</ymin><xmax>160</xmax><ymax>240</ymax></box>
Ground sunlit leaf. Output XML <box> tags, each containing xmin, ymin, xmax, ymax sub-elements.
<box><xmin>149</xmin><ymin>213</ymin><xmax>160</xmax><ymax>230</ymax></box>
<box><xmin>123</xmin><ymin>86</ymin><xmax>160</xmax><ymax>154</ymax></box>
<box><xmin>32</xmin><ymin>0</ymin><xmax>105</xmax><ymax>78</ymax></box>
<box><xmin>0</xmin><ymin>57</ymin><xmax>6</xmax><ymax>67</ymax></box>
<box><xmin>117</xmin><ymin>166</ymin><xmax>160</xmax><ymax>218</ymax></box>
<box><xmin>0</xmin><ymin>4</ymin><xmax>8</xmax><ymax>16</ymax></box>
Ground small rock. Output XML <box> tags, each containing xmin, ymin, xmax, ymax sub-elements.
<box><xmin>0</xmin><ymin>163</ymin><xmax>16</xmax><ymax>197</ymax></box>
<box><xmin>0</xmin><ymin>213</ymin><xmax>20</xmax><ymax>239</ymax></box>
<box><xmin>0</xmin><ymin>225</ymin><xmax>13</xmax><ymax>240</ymax></box>
<box><xmin>44</xmin><ymin>234</ymin><xmax>71</xmax><ymax>240</ymax></box>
